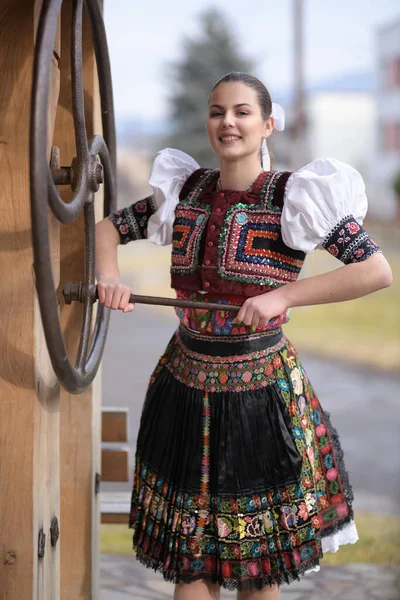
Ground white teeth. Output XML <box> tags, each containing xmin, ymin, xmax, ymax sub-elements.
<box><xmin>220</xmin><ymin>136</ymin><xmax>240</xmax><ymax>142</ymax></box>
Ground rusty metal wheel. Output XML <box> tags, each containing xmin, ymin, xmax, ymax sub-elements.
<box><xmin>30</xmin><ymin>0</ymin><xmax>116</xmax><ymax>394</ymax></box>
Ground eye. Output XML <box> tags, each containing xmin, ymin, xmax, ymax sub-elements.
<box><xmin>237</xmin><ymin>111</ymin><xmax>249</xmax><ymax>116</ymax></box>
<box><xmin>210</xmin><ymin>111</ymin><xmax>223</xmax><ymax>117</ymax></box>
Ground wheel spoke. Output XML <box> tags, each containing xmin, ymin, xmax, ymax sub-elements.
<box><xmin>72</xmin><ymin>0</ymin><xmax>89</xmax><ymax>166</ymax></box>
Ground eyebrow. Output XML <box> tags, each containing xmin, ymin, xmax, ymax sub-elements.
<box><xmin>209</xmin><ymin>103</ymin><xmax>253</xmax><ymax>109</ymax></box>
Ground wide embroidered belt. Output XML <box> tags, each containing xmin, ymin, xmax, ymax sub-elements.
<box><xmin>178</xmin><ymin>325</ymin><xmax>283</xmax><ymax>357</ymax></box>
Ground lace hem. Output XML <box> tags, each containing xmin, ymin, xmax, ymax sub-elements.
<box><xmin>305</xmin><ymin>519</ymin><xmax>359</xmax><ymax>574</ymax></box>
<box><xmin>322</xmin><ymin>519</ymin><xmax>359</xmax><ymax>553</ymax></box>
<box><xmin>135</xmin><ymin>547</ymin><xmax>322</xmax><ymax>591</ymax></box>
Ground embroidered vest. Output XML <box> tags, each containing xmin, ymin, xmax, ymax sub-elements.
<box><xmin>170</xmin><ymin>169</ymin><xmax>306</xmax><ymax>297</ymax></box>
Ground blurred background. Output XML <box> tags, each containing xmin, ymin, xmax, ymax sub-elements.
<box><xmin>99</xmin><ymin>0</ymin><xmax>400</xmax><ymax>596</ymax></box>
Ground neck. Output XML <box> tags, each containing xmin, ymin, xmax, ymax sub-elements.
<box><xmin>218</xmin><ymin>155</ymin><xmax>263</xmax><ymax>190</ymax></box>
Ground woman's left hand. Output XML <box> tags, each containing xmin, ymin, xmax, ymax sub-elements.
<box><xmin>233</xmin><ymin>288</ymin><xmax>288</xmax><ymax>328</ymax></box>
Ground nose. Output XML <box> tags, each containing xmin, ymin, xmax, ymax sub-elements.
<box><xmin>221</xmin><ymin>112</ymin><xmax>234</xmax><ymax>127</ymax></box>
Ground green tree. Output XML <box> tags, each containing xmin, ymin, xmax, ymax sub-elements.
<box><xmin>165</xmin><ymin>8</ymin><xmax>254</xmax><ymax>166</ymax></box>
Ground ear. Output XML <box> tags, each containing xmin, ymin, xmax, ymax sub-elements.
<box><xmin>263</xmin><ymin>116</ymin><xmax>274</xmax><ymax>139</ymax></box>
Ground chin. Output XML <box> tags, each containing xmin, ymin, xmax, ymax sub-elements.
<box><xmin>216</xmin><ymin>146</ymin><xmax>244</xmax><ymax>161</ymax></box>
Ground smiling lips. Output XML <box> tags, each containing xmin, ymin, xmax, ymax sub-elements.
<box><xmin>219</xmin><ymin>135</ymin><xmax>241</xmax><ymax>143</ymax></box>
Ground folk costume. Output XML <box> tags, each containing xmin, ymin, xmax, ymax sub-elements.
<box><xmin>109</xmin><ymin>147</ymin><xmax>381</xmax><ymax>591</ymax></box>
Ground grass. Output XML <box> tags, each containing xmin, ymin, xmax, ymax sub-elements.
<box><xmin>284</xmin><ymin>251</ymin><xmax>400</xmax><ymax>372</ymax></box>
<box><xmin>100</xmin><ymin>512</ymin><xmax>400</xmax><ymax>566</ymax></box>
<box><xmin>100</xmin><ymin>522</ymin><xmax>133</xmax><ymax>555</ymax></box>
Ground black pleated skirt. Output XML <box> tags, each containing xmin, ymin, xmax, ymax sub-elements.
<box><xmin>129</xmin><ymin>326</ymin><xmax>355</xmax><ymax>591</ymax></box>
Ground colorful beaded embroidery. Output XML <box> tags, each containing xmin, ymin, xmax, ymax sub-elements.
<box><xmin>171</xmin><ymin>206</ymin><xmax>211</xmax><ymax>273</ymax></box>
<box><xmin>174</xmin><ymin>291</ymin><xmax>290</xmax><ymax>337</ymax></box>
<box><xmin>109</xmin><ymin>195</ymin><xmax>156</xmax><ymax>243</ymax></box>
<box><xmin>218</xmin><ymin>204</ymin><xmax>304</xmax><ymax>288</ymax></box>
<box><xmin>153</xmin><ymin>329</ymin><xmax>287</xmax><ymax>393</ymax></box>
<box><xmin>321</xmin><ymin>215</ymin><xmax>382</xmax><ymax>264</ymax></box>
<box><xmin>131</xmin><ymin>335</ymin><xmax>353</xmax><ymax>589</ymax></box>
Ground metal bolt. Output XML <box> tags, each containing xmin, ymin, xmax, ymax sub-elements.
<box><xmin>95</xmin><ymin>472</ymin><xmax>101</xmax><ymax>495</ymax></box>
<box><xmin>50</xmin><ymin>516</ymin><xmax>60</xmax><ymax>547</ymax></box>
<box><xmin>38</xmin><ymin>529</ymin><xmax>46</xmax><ymax>558</ymax></box>
<box><xmin>88</xmin><ymin>155</ymin><xmax>103</xmax><ymax>193</ymax></box>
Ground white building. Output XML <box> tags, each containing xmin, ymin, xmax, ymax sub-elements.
<box><xmin>306</xmin><ymin>92</ymin><xmax>375</xmax><ymax>177</ymax></box>
<box><xmin>272</xmin><ymin>82</ymin><xmax>375</xmax><ymax>193</ymax></box>
<box><xmin>370</xmin><ymin>17</ymin><xmax>400</xmax><ymax>219</ymax></box>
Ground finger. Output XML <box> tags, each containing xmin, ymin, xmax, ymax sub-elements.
<box><xmin>119</xmin><ymin>288</ymin><xmax>131</xmax><ymax>311</ymax></box>
<box><xmin>110</xmin><ymin>286</ymin><xmax>124</xmax><ymax>310</ymax></box>
<box><xmin>123</xmin><ymin>303</ymin><xmax>135</xmax><ymax>313</ymax></box>
<box><xmin>104</xmin><ymin>286</ymin><xmax>115</xmax><ymax>308</ymax></box>
<box><xmin>242</xmin><ymin>307</ymin><xmax>255</xmax><ymax>327</ymax></box>
<box><xmin>233</xmin><ymin>303</ymin><xmax>249</xmax><ymax>324</ymax></box>
<box><xmin>257</xmin><ymin>317</ymin><xmax>270</xmax><ymax>328</ymax></box>
<box><xmin>97</xmin><ymin>284</ymin><xmax>106</xmax><ymax>304</ymax></box>
<box><xmin>251</xmin><ymin>314</ymin><xmax>261</xmax><ymax>328</ymax></box>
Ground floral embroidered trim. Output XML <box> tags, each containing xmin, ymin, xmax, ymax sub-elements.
<box><xmin>109</xmin><ymin>196</ymin><xmax>156</xmax><ymax>243</ymax></box>
<box><xmin>321</xmin><ymin>215</ymin><xmax>382</xmax><ymax>264</ymax></box>
<box><xmin>175</xmin><ymin>291</ymin><xmax>290</xmax><ymax>336</ymax></box>
<box><xmin>195</xmin><ymin>393</ymin><xmax>210</xmax><ymax>540</ymax></box>
<box><xmin>132</xmin><ymin>337</ymin><xmax>354</xmax><ymax>589</ymax></box>
<box><xmin>157</xmin><ymin>330</ymin><xmax>287</xmax><ymax>393</ymax></box>
<box><xmin>131</xmin><ymin>455</ymin><xmax>323</xmax><ymax>590</ymax></box>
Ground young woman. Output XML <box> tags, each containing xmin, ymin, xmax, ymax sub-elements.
<box><xmin>96</xmin><ymin>72</ymin><xmax>392</xmax><ymax>600</ymax></box>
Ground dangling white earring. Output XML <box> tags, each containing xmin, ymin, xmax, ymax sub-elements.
<box><xmin>261</xmin><ymin>139</ymin><xmax>270</xmax><ymax>171</ymax></box>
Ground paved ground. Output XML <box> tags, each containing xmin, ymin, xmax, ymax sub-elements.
<box><xmin>100</xmin><ymin>554</ymin><xmax>400</xmax><ymax>599</ymax></box>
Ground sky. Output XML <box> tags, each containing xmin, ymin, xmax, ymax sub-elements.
<box><xmin>104</xmin><ymin>0</ymin><xmax>400</xmax><ymax>120</ymax></box>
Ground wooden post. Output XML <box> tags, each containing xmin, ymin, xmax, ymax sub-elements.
<box><xmin>0</xmin><ymin>1</ymin><xmax>102</xmax><ymax>598</ymax></box>
<box><xmin>0</xmin><ymin>1</ymin><xmax>61</xmax><ymax>598</ymax></box>
<box><xmin>54</xmin><ymin>2</ymin><xmax>102</xmax><ymax>598</ymax></box>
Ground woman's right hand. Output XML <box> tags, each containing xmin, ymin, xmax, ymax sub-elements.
<box><xmin>97</xmin><ymin>279</ymin><xmax>135</xmax><ymax>313</ymax></box>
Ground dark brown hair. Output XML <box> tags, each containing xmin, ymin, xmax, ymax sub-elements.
<box><xmin>209</xmin><ymin>72</ymin><xmax>272</xmax><ymax>121</ymax></box>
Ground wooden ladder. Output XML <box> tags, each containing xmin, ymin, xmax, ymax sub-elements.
<box><xmin>100</xmin><ymin>408</ymin><xmax>131</xmax><ymax>524</ymax></box>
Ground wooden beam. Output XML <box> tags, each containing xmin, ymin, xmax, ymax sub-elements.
<box><xmin>0</xmin><ymin>2</ymin><xmax>61</xmax><ymax>598</ymax></box>
<box><xmin>100</xmin><ymin>491</ymin><xmax>131</xmax><ymax>524</ymax></box>
<box><xmin>102</xmin><ymin>409</ymin><xmax>129</xmax><ymax>443</ymax></box>
<box><xmin>55</xmin><ymin>2</ymin><xmax>101</xmax><ymax>598</ymax></box>
<box><xmin>101</xmin><ymin>514</ymin><xmax>130</xmax><ymax>525</ymax></box>
<box><xmin>101</xmin><ymin>449</ymin><xmax>129</xmax><ymax>482</ymax></box>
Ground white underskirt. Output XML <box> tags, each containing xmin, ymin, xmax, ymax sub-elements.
<box><xmin>305</xmin><ymin>520</ymin><xmax>359</xmax><ymax>574</ymax></box>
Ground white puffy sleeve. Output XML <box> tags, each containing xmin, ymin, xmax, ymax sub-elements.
<box><xmin>281</xmin><ymin>158</ymin><xmax>381</xmax><ymax>263</ymax></box>
<box><xmin>109</xmin><ymin>148</ymin><xmax>199</xmax><ymax>246</ymax></box>
<box><xmin>147</xmin><ymin>148</ymin><xmax>200</xmax><ymax>245</ymax></box>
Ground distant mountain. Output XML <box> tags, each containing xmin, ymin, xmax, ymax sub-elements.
<box><xmin>116</xmin><ymin>70</ymin><xmax>373</xmax><ymax>147</ymax></box>
<box><xmin>273</xmin><ymin>69</ymin><xmax>374</xmax><ymax>106</ymax></box>
<box><xmin>116</xmin><ymin>117</ymin><xmax>172</xmax><ymax>149</ymax></box>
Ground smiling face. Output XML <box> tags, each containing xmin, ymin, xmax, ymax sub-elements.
<box><xmin>206</xmin><ymin>82</ymin><xmax>274</xmax><ymax>164</ymax></box>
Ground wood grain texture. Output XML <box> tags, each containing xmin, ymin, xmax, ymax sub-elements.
<box><xmin>101</xmin><ymin>449</ymin><xmax>129</xmax><ymax>483</ymax></box>
<box><xmin>101</xmin><ymin>514</ymin><xmax>130</xmax><ymax>525</ymax></box>
<box><xmin>0</xmin><ymin>1</ymin><xmax>61</xmax><ymax>598</ymax></box>
<box><xmin>55</xmin><ymin>2</ymin><xmax>100</xmax><ymax>598</ymax></box>
<box><xmin>102</xmin><ymin>410</ymin><xmax>129</xmax><ymax>443</ymax></box>
<box><xmin>100</xmin><ymin>491</ymin><xmax>130</xmax><ymax>524</ymax></box>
